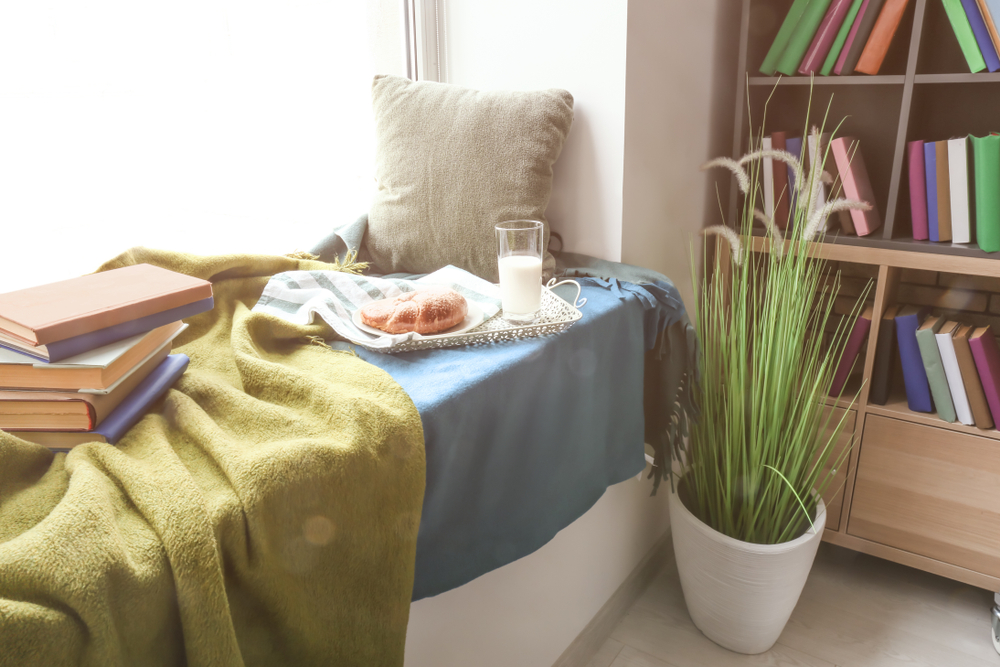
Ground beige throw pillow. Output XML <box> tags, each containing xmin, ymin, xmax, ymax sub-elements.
<box><xmin>367</xmin><ymin>74</ymin><xmax>574</xmax><ymax>281</ymax></box>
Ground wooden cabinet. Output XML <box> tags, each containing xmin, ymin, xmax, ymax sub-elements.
<box><xmin>820</xmin><ymin>407</ymin><xmax>854</xmax><ymax>533</ymax></box>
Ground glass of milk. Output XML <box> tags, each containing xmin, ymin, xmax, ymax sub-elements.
<box><xmin>495</xmin><ymin>220</ymin><xmax>544</xmax><ymax>324</ymax></box>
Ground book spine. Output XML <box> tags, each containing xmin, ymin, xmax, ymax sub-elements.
<box><xmin>986</xmin><ymin>0</ymin><xmax>1000</xmax><ymax>44</ymax></box>
<box><xmin>916</xmin><ymin>321</ymin><xmax>957</xmax><ymax>422</ymax></box>
<box><xmin>948</xmin><ymin>137</ymin><xmax>972</xmax><ymax>244</ymax></box>
<box><xmin>896</xmin><ymin>311</ymin><xmax>934</xmax><ymax>412</ymax></box>
<box><xmin>954</xmin><ymin>328</ymin><xmax>995</xmax><ymax>428</ymax></box>
<box><xmin>763</xmin><ymin>136</ymin><xmax>775</xmax><ymax>220</ymax></box>
<box><xmin>777</xmin><ymin>0</ymin><xmax>835</xmax><ymax>75</ymax></box>
<box><xmin>855</xmin><ymin>0</ymin><xmax>910</xmax><ymax>75</ymax></box>
<box><xmin>830</xmin><ymin>311</ymin><xmax>872</xmax><ymax>396</ymax></box>
<box><xmin>771</xmin><ymin>132</ymin><xmax>792</xmax><ymax>229</ymax></box>
<box><xmin>969</xmin><ymin>330</ymin><xmax>1000</xmax><ymax>426</ymax></box>
<box><xmin>869</xmin><ymin>314</ymin><xmax>897</xmax><ymax>405</ymax></box>
<box><xmin>943</xmin><ymin>0</ymin><xmax>990</xmax><ymax>72</ymax></box>
<box><xmin>786</xmin><ymin>137</ymin><xmax>804</xmax><ymax>224</ymax></box>
<box><xmin>936</xmin><ymin>331</ymin><xmax>975</xmax><ymax>425</ymax></box>
<box><xmin>971</xmin><ymin>134</ymin><xmax>1000</xmax><ymax>252</ymax></box>
<box><xmin>830</xmin><ymin>137</ymin><xmax>882</xmax><ymax>235</ymax></box>
<box><xmin>823</xmin><ymin>0</ymin><xmax>867</xmax><ymax>75</ymax></box>
<box><xmin>976</xmin><ymin>0</ymin><xmax>1000</xmax><ymax>53</ymax></box>
<box><xmin>94</xmin><ymin>354</ymin><xmax>190</xmax><ymax>444</ymax></box>
<box><xmin>800</xmin><ymin>0</ymin><xmax>856</xmax><ymax>74</ymax></box>
<box><xmin>960</xmin><ymin>0</ymin><xmax>1000</xmax><ymax>71</ymax></box>
<box><xmin>924</xmin><ymin>141</ymin><xmax>940</xmax><ymax>242</ymax></box>
<box><xmin>761</xmin><ymin>0</ymin><xmax>816</xmax><ymax>75</ymax></box>
<box><xmin>806</xmin><ymin>133</ymin><xmax>829</xmax><ymax>215</ymax></box>
<box><xmin>935</xmin><ymin>141</ymin><xmax>954</xmax><ymax>242</ymax></box>
<box><xmin>838</xmin><ymin>0</ymin><xmax>883</xmax><ymax>73</ymax></box>
<box><xmin>908</xmin><ymin>141</ymin><xmax>929</xmax><ymax>240</ymax></box>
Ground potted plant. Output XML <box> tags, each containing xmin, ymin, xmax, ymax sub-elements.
<box><xmin>672</xmin><ymin>117</ymin><xmax>871</xmax><ymax>654</ymax></box>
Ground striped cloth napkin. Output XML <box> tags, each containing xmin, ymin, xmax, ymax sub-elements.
<box><xmin>253</xmin><ymin>265</ymin><xmax>502</xmax><ymax>350</ymax></box>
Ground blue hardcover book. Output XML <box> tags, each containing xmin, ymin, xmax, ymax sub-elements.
<box><xmin>895</xmin><ymin>305</ymin><xmax>934</xmax><ymax>412</ymax></box>
<box><xmin>0</xmin><ymin>297</ymin><xmax>213</xmax><ymax>363</ymax></box>
<box><xmin>924</xmin><ymin>142</ymin><xmax>940</xmax><ymax>242</ymax></box>
<box><xmin>786</xmin><ymin>136</ymin><xmax>803</xmax><ymax>224</ymax></box>
<box><xmin>94</xmin><ymin>354</ymin><xmax>189</xmax><ymax>443</ymax></box>
<box><xmin>961</xmin><ymin>0</ymin><xmax>1000</xmax><ymax>71</ymax></box>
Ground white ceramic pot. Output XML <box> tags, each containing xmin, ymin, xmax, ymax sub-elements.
<box><xmin>668</xmin><ymin>486</ymin><xmax>826</xmax><ymax>655</ymax></box>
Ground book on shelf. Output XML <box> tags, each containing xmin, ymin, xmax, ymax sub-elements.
<box><xmin>935</xmin><ymin>320</ymin><xmax>975</xmax><ymax>425</ymax></box>
<box><xmin>960</xmin><ymin>0</ymin><xmax>1000</xmax><ymax>71</ymax></box>
<box><xmin>971</xmin><ymin>133</ymin><xmax>1000</xmax><ymax>252</ymax></box>
<box><xmin>934</xmin><ymin>140</ymin><xmax>954</xmax><ymax>243</ymax></box>
<box><xmin>830</xmin><ymin>304</ymin><xmax>873</xmax><ymax>397</ymax></box>
<box><xmin>830</xmin><ymin>137</ymin><xmax>882</xmax><ymax>235</ymax></box>
<box><xmin>924</xmin><ymin>141</ymin><xmax>940</xmax><ymax>242</ymax></box>
<box><xmin>777</xmin><ymin>0</ymin><xmax>835</xmax><ymax>76</ymax></box>
<box><xmin>822</xmin><ymin>136</ymin><xmax>857</xmax><ymax>234</ymax></box>
<box><xmin>855</xmin><ymin>0</ymin><xmax>911</xmax><ymax>75</ymax></box>
<box><xmin>907</xmin><ymin>140</ymin><xmax>929</xmax><ymax>240</ymax></box>
<box><xmin>0</xmin><ymin>344</ymin><xmax>169</xmax><ymax>431</ymax></box>
<box><xmin>985</xmin><ymin>1</ymin><xmax>1000</xmax><ymax>48</ymax></box>
<box><xmin>771</xmin><ymin>131</ymin><xmax>792</xmax><ymax>229</ymax></box>
<box><xmin>0</xmin><ymin>264</ymin><xmax>212</xmax><ymax>348</ymax></box>
<box><xmin>947</xmin><ymin>136</ymin><xmax>972</xmax><ymax>244</ymax></box>
<box><xmin>943</xmin><ymin>0</ymin><xmax>989</xmax><ymax>72</ymax></box>
<box><xmin>895</xmin><ymin>305</ymin><xmax>933</xmax><ymax>413</ymax></box>
<box><xmin>786</xmin><ymin>136</ymin><xmax>804</xmax><ymax>219</ymax></box>
<box><xmin>822</xmin><ymin>0</ymin><xmax>868</xmax><ymax>75</ymax></box>
<box><xmin>760</xmin><ymin>0</ymin><xmax>814</xmax><ymax>75</ymax></box>
<box><xmin>0</xmin><ymin>322</ymin><xmax>185</xmax><ymax>391</ymax></box>
<box><xmin>762</xmin><ymin>135</ymin><xmax>775</xmax><ymax>221</ymax></box>
<box><xmin>869</xmin><ymin>304</ymin><xmax>899</xmax><ymax>405</ymax></box>
<box><xmin>976</xmin><ymin>0</ymin><xmax>1000</xmax><ymax>54</ymax></box>
<box><xmin>5</xmin><ymin>354</ymin><xmax>190</xmax><ymax>449</ymax></box>
<box><xmin>915</xmin><ymin>313</ymin><xmax>957</xmax><ymax>423</ymax></box>
<box><xmin>954</xmin><ymin>323</ymin><xmax>995</xmax><ymax>428</ymax></box>
<box><xmin>806</xmin><ymin>132</ymin><xmax>832</xmax><ymax>215</ymax></box>
<box><xmin>800</xmin><ymin>0</ymin><xmax>857</xmax><ymax>74</ymax></box>
<box><xmin>837</xmin><ymin>0</ymin><xmax>884</xmax><ymax>74</ymax></box>
<box><xmin>968</xmin><ymin>325</ymin><xmax>1000</xmax><ymax>426</ymax></box>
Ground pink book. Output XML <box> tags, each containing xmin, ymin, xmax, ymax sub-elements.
<box><xmin>800</xmin><ymin>0</ymin><xmax>859</xmax><ymax>74</ymax></box>
<box><xmin>834</xmin><ymin>0</ymin><xmax>871</xmax><ymax>74</ymax></box>
<box><xmin>831</xmin><ymin>136</ymin><xmax>883</xmax><ymax>235</ymax></box>
<box><xmin>908</xmin><ymin>140</ymin><xmax>929</xmax><ymax>240</ymax></box>
<box><xmin>830</xmin><ymin>305</ymin><xmax>874</xmax><ymax>396</ymax></box>
<box><xmin>968</xmin><ymin>326</ymin><xmax>1000</xmax><ymax>426</ymax></box>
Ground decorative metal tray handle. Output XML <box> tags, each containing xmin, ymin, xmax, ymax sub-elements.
<box><xmin>545</xmin><ymin>278</ymin><xmax>587</xmax><ymax>309</ymax></box>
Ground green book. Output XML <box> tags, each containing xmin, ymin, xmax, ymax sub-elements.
<box><xmin>972</xmin><ymin>134</ymin><xmax>1000</xmax><ymax>252</ymax></box>
<box><xmin>915</xmin><ymin>314</ymin><xmax>957</xmax><ymax>423</ymax></box>
<box><xmin>776</xmin><ymin>0</ymin><xmax>834</xmax><ymax>75</ymax></box>
<box><xmin>760</xmin><ymin>0</ymin><xmax>815</xmax><ymax>75</ymax></box>
<box><xmin>941</xmin><ymin>0</ymin><xmax>987</xmax><ymax>72</ymax></box>
<box><xmin>820</xmin><ymin>0</ymin><xmax>866</xmax><ymax>75</ymax></box>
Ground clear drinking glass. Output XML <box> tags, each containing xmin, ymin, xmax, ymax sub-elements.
<box><xmin>495</xmin><ymin>220</ymin><xmax>544</xmax><ymax>324</ymax></box>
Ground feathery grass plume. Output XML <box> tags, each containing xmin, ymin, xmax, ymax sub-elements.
<box><xmin>753</xmin><ymin>209</ymin><xmax>784</xmax><ymax>257</ymax></box>
<box><xmin>804</xmin><ymin>199</ymin><xmax>871</xmax><ymax>241</ymax></box>
<box><xmin>702</xmin><ymin>157</ymin><xmax>751</xmax><ymax>195</ymax></box>
<box><xmin>804</xmin><ymin>126</ymin><xmax>825</xmax><ymax>210</ymax></box>
<box><xmin>701</xmin><ymin>224</ymin><xmax>744</xmax><ymax>266</ymax></box>
<box><xmin>740</xmin><ymin>149</ymin><xmax>804</xmax><ymax>196</ymax></box>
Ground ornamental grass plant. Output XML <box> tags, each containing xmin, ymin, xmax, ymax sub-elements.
<box><xmin>684</xmin><ymin>100</ymin><xmax>871</xmax><ymax>545</ymax></box>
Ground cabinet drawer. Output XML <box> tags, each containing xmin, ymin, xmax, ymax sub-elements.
<box><xmin>820</xmin><ymin>406</ymin><xmax>855</xmax><ymax>532</ymax></box>
<box><xmin>849</xmin><ymin>415</ymin><xmax>1000</xmax><ymax>578</ymax></box>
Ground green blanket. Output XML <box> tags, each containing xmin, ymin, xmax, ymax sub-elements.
<box><xmin>0</xmin><ymin>249</ymin><xmax>426</xmax><ymax>667</ymax></box>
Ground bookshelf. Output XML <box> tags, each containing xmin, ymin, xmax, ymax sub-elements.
<box><xmin>731</xmin><ymin>0</ymin><xmax>1000</xmax><ymax>593</ymax></box>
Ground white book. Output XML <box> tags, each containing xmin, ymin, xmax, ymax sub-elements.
<box><xmin>948</xmin><ymin>137</ymin><xmax>971</xmax><ymax>244</ymax></box>
<box><xmin>762</xmin><ymin>135</ymin><xmax>775</xmax><ymax>221</ymax></box>
<box><xmin>935</xmin><ymin>322</ymin><xmax>974</xmax><ymax>425</ymax></box>
<box><xmin>807</xmin><ymin>132</ymin><xmax>830</xmax><ymax>216</ymax></box>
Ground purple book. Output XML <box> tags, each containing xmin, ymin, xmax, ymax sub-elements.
<box><xmin>908</xmin><ymin>141</ymin><xmax>929</xmax><ymax>240</ymax></box>
<box><xmin>969</xmin><ymin>326</ymin><xmax>1000</xmax><ymax>425</ymax></box>
<box><xmin>924</xmin><ymin>142</ymin><xmax>940</xmax><ymax>242</ymax></box>
<box><xmin>830</xmin><ymin>306</ymin><xmax>873</xmax><ymax>396</ymax></box>
<box><xmin>95</xmin><ymin>354</ymin><xmax>189</xmax><ymax>444</ymax></box>
<box><xmin>800</xmin><ymin>0</ymin><xmax>857</xmax><ymax>74</ymax></box>
<box><xmin>896</xmin><ymin>305</ymin><xmax>933</xmax><ymax>412</ymax></box>
<box><xmin>834</xmin><ymin>0</ymin><xmax>871</xmax><ymax>74</ymax></box>
<box><xmin>960</xmin><ymin>0</ymin><xmax>1000</xmax><ymax>71</ymax></box>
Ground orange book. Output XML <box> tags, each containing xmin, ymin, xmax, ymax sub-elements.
<box><xmin>855</xmin><ymin>0</ymin><xmax>910</xmax><ymax>75</ymax></box>
<box><xmin>0</xmin><ymin>264</ymin><xmax>212</xmax><ymax>346</ymax></box>
<box><xmin>935</xmin><ymin>140</ymin><xmax>953</xmax><ymax>242</ymax></box>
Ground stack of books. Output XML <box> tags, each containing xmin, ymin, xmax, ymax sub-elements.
<box><xmin>761</xmin><ymin>133</ymin><xmax>881</xmax><ymax>236</ymax></box>
<box><xmin>868</xmin><ymin>304</ymin><xmax>1000</xmax><ymax>429</ymax></box>
<box><xmin>942</xmin><ymin>0</ymin><xmax>1000</xmax><ymax>73</ymax></box>
<box><xmin>0</xmin><ymin>264</ymin><xmax>213</xmax><ymax>449</ymax></box>
<box><xmin>760</xmin><ymin>0</ymin><xmax>911</xmax><ymax>77</ymax></box>
<box><xmin>907</xmin><ymin>134</ymin><xmax>1000</xmax><ymax>251</ymax></box>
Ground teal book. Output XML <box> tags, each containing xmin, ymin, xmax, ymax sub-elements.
<box><xmin>761</xmin><ymin>0</ymin><xmax>815</xmax><ymax>75</ymax></box>
<box><xmin>972</xmin><ymin>133</ymin><xmax>1000</xmax><ymax>252</ymax></box>
<box><xmin>776</xmin><ymin>0</ymin><xmax>835</xmax><ymax>75</ymax></box>
<box><xmin>915</xmin><ymin>314</ymin><xmax>957</xmax><ymax>423</ymax></box>
<box><xmin>942</xmin><ymin>0</ymin><xmax>988</xmax><ymax>72</ymax></box>
<box><xmin>821</xmin><ymin>0</ymin><xmax>866</xmax><ymax>75</ymax></box>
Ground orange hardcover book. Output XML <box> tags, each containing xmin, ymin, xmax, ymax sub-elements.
<box><xmin>0</xmin><ymin>264</ymin><xmax>212</xmax><ymax>346</ymax></box>
<box><xmin>935</xmin><ymin>140</ymin><xmax>953</xmax><ymax>242</ymax></box>
<box><xmin>855</xmin><ymin>0</ymin><xmax>910</xmax><ymax>74</ymax></box>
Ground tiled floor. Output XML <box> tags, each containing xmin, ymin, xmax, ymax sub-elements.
<box><xmin>587</xmin><ymin>542</ymin><xmax>1000</xmax><ymax>667</ymax></box>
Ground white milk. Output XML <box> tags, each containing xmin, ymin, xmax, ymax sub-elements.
<box><xmin>498</xmin><ymin>254</ymin><xmax>542</xmax><ymax>315</ymax></box>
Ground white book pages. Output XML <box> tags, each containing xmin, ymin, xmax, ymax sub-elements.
<box><xmin>936</xmin><ymin>329</ymin><xmax>975</xmax><ymax>425</ymax></box>
<box><xmin>762</xmin><ymin>136</ymin><xmax>775</xmax><ymax>221</ymax></box>
<box><xmin>948</xmin><ymin>137</ymin><xmax>971</xmax><ymax>244</ymax></box>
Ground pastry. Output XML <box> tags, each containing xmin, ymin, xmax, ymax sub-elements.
<box><xmin>360</xmin><ymin>287</ymin><xmax>468</xmax><ymax>335</ymax></box>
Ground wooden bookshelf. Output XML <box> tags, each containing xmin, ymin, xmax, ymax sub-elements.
<box><xmin>732</xmin><ymin>0</ymin><xmax>1000</xmax><ymax>593</ymax></box>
